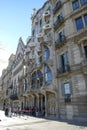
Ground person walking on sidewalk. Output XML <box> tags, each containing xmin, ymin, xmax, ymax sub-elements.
<box><xmin>8</xmin><ymin>105</ymin><xmax>12</xmax><ymax>117</ymax></box>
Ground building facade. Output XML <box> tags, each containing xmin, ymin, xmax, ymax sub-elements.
<box><xmin>0</xmin><ymin>0</ymin><xmax>87</xmax><ymax>122</ymax></box>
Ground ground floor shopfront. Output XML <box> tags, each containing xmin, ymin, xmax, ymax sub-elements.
<box><xmin>10</xmin><ymin>90</ymin><xmax>58</xmax><ymax>118</ymax></box>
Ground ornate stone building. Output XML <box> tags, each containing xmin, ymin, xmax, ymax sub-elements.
<box><xmin>0</xmin><ymin>0</ymin><xmax>87</xmax><ymax>122</ymax></box>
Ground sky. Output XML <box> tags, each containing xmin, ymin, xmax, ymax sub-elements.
<box><xmin>0</xmin><ymin>0</ymin><xmax>46</xmax><ymax>76</ymax></box>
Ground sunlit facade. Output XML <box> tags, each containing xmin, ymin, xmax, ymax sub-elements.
<box><xmin>0</xmin><ymin>0</ymin><xmax>87</xmax><ymax>122</ymax></box>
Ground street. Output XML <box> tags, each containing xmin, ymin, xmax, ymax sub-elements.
<box><xmin>0</xmin><ymin>110</ymin><xmax>87</xmax><ymax>130</ymax></box>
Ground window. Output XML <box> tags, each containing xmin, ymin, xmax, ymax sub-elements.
<box><xmin>31</xmin><ymin>70</ymin><xmax>43</xmax><ymax>89</ymax></box>
<box><xmin>59</xmin><ymin>52</ymin><xmax>69</xmax><ymax>73</ymax></box>
<box><xmin>40</xmin><ymin>19</ymin><xmax>42</xmax><ymax>27</ymax></box>
<box><xmin>23</xmin><ymin>79</ymin><xmax>27</xmax><ymax>92</ymax></box>
<box><xmin>43</xmin><ymin>46</ymin><xmax>50</xmax><ymax>61</ymax></box>
<box><xmin>72</xmin><ymin>0</ymin><xmax>79</xmax><ymax>10</ymax></box>
<box><xmin>44</xmin><ymin>65</ymin><xmax>52</xmax><ymax>85</ymax></box>
<box><xmin>80</xmin><ymin>0</ymin><xmax>87</xmax><ymax>5</ymax></box>
<box><xmin>75</xmin><ymin>17</ymin><xmax>84</xmax><ymax>30</ymax></box>
<box><xmin>72</xmin><ymin>0</ymin><xmax>87</xmax><ymax>10</ymax></box>
<box><xmin>84</xmin><ymin>14</ymin><xmax>87</xmax><ymax>26</ymax></box>
<box><xmin>84</xmin><ymin>46</ymin><xmax>87</xmax><ymax>58</ymax></box>
<box><xmin>32</xmin><ymin>30</ymin><xmax>35</xmax><ymax>36</ymax></box>
<box><xmin>64</xmin><ymin>83</ymin><xmax>71</xmax><ymax>94</ymax></box>
<box><xmin>61</xmin><ymin>82</ymin><xmax>72</xmax><ymax>98</ymax></box>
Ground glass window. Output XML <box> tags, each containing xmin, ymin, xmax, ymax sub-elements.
<box><xmin>43</xmin><ymin>46</ymin><xmax>50</xmax><ymax>61</ymax></box>
<box><xmin>84</xmin><ymin>14</ymin><xmax>87</xmax><ymax>26</ymax></box>
<box><xmin>59</xmin><ymin>52</ymin><xmax>68</xmax><ymax>72</ymax></box>
<box><xmin>40</xmin><ymin>19</ymin><xmax>42</xmax><ymax>27</ymax></box>
<box><xmin>72</xmin><ymin>0</ymin><xmax>79</xmax><ymax>10</ymax></box>
<box><xmin>31</xmin><ymin>70</ymin><xmax>43</xmax><ymax>89</ymax></box>
<box><xmin>64</xmin><ymin>83</ymin><xmax>71</xmax><ymax>94</ymax></box>
<box><xmin>84</xmin><ymin>46</ymin><xmax>87</xmax><ymax>58</ymax></box>
<box><xmin>44</xmin><ymin>65</ymin><xmax>52</xmax><ymax>84</ymax></box>
<box><xmin>80</xmin><ymin>0</ymin><xmax>87</xmax><ymax>5</ymax></box>
<box><xmin>75</xmin><ymin>17</ymin><xmax>84</xmax><ymax>30</ymax></box>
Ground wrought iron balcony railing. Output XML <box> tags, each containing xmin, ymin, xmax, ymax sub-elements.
<box><xmin>57</xmin><ymin>64</ymin><xmax>70</xmax><ymax>74</ymax></box>
<box><xmin>54</xmin><ymin>16</ymin><xmax>64</xmax><ymax>30</ymax></box>
<box><xmin>55</xmin><ymin>35</ymin><xmax>66</xmax><ymax>49</ymax></box>
<box><xmin>10</xmin><ymin>93</ymin><xmax>18</xmax><ymax>100</ymax></box>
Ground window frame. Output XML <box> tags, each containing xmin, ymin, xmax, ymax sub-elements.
<box><xmin>75</xmin><ymin>16</ymin><xmax>84</xmax><ymax>30</ymax></box>
<box><xmin>72</xmin><ymin>0</ymin><xmax>79</xmax><ymax>10</ymax></box>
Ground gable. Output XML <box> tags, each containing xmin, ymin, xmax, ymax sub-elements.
<box><xmin>16</xmin><ymin>37</ymin><xmax>25</xmax><ymax>58</ymax></box>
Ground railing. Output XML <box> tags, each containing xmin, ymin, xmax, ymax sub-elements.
<box><xmin>54</xmin><ymin>16</ymin><xmax>64</xmax><ymax>30</ymax></box>
<box><xmin>64</xmin><ymin>94</ymin><xmax>71</xmax><ymax>103</ymax></box>
<box><xmin>55</xmin><ymin>35</ymin><xmax>66</xmax><ymax>49</ymax></box>
<box><xmin>43</xmin><ymin>10</ymin><xmax>50</xmax><ymax>17</ymax></box>
<box><xmin>60</xmin><ymin>95</ymin><xmax>87</xmax><ymax>104</ymax></box>
<box><xmin>57</xmin><ymin>64</ymin><xmax>70</xmax><ymax>74</ymax></box>
<box><xmin>43</xmin><ymin>24</ymin><xmax>51</xmax><ymax>31</ymax></box>
<box><xmin>53</xmin><ymin>1</ymin><xmax>62</xmax><ymax>14</ymax></box>
<box><xmin>10</xmin><ymin>93</ymin><xmax>18</xmax><ymax>100</ymax></box>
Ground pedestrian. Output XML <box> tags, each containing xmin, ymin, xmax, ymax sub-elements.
<box><xmin>5</xmin><ymin>107</ymin><xmax>9</xmax><ymax>116</ymax></box>
<box><xmin>8</xmin><ymin>106</ymin><xmax>11</xmax><ymax>117</ymax></box>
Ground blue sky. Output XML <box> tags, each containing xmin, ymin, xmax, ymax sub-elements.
<box><xmin>0</xmin><ymin>0</ymin><xmax>46</xmax><ymax>76</ymax></box>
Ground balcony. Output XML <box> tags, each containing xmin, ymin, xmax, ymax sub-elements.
<box><xmin>36</xmin><ymin>33</ymin><xmax>44</xmax><ymax>42</ymax></box>
<box><xmin>64</xmin><ymin>94</ymin><xmax>71</xmax><ymax>103</ymax></box>
<box><xmin>54</xmin><ymin>16</ymin><xmax>64</xmax><ymax>31</ymax></box>
<box><xmin>29</xmin><ymin>54</ymin><xmax>35</xmax><ymax>63</ymax></box>
<box><xmin>57</xmin><ymin>64</ymin><xmax>70</xmax><ymax>77</ymax></box>
<box><xmin>10</xmin><ymin>93</ymin><xmax>18</xmax><ymax>100</ymax></box>
<box><xmin>43</xmin><ymin>24</ymin><xmax>51</xmax><ymax>33</ymax></box>
<box><xmin>53</xmin><ymin>1</ymin><xmax>62</xmax><ymax>15</ymax></box>
<box><xmin>55</xmin><ymin>35</ymin><xmax>66</xmax><ymax>49</ymax></box>
<box><xmin>43</xmin><ymin>10</ymin><xmax>50</xmax><ymax>17</ymax></box>
<box><xmin>34</xmin><ymin>18</ymin><xmax>38</xmax><ymax>24</ymax></box>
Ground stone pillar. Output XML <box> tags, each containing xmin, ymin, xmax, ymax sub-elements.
<box><xmin>81</xmin><ymin>41</ymin><xmax>85</xmax><ymax>59</ymax></box>
<box><xmin>45</xmin><ymin>91</ymin><xmax>47</xmax><ymax>117</ymax></box>
<box><xmin>55</xmin><ymin>92</ymin><xmax>59</xmax><ymax>119</ymax></box>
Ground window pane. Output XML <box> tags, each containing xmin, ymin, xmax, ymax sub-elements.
<box><xmin>72</xmin><ymin>0</ymin><xmax>79</xmax><ymax>10</ymax></box>
<box><xmin>64</xmin><ymin>83</ymin><xmax>71</xmax><ymax>94</ymax></box>
<box><xmin>75</xmin><ymin>17</ymin><xmax>84</xmax><ymax>30</ymax></box>
<box><xmin>84</xmin><ymin>14</ymin><xmax>87</xmax><ymax>26</ymax></box>
<box><xmin>80</xmin><ymin>0</ymin><xmax>87</xmax><ymax>5</ymax></box>
<box><xmin>84</xmin><ymin>46</ymin><xmax>87</xmax><ymax>58</ymax></box>
<box><xmin>44</xmin><ymin>65</ymin><xmax>52</xmax><ymax>84</ymax></box>
<box><xmin>43</xmin><ymin>46</ymin><xmax>50</xmax><ymax>61</ymax></box>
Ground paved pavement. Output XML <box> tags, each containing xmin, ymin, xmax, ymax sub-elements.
<box><xmin>0</xmin><ymin>110</ymin><xmax>87</xmax><ymax>130</ymax></box>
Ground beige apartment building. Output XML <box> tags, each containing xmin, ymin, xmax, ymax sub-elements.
<box><xmin>0</xmin><ymin>0</ymin><xmax>87</xmax><ymax>122</ymax></box>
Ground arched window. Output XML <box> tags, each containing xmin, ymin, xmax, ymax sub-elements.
<box><xmin>44</xmin><ymin>65</ymin><xmax>52</xmax><ymax>85</ymax></box>
<box><xmin>43</xmin><ymin>46</ymin><xmax>50</xmax><ymax>61</ymax></box>
<box><xmin>31</xmin><ymin>70</ymin><xmax>43</xmax><ymax>89</ymax></box>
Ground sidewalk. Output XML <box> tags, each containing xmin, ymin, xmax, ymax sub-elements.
<box><xmin>0</xmin><ymin>110</ymin><xmax>13</xmax><ymax>122</ymax></box>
